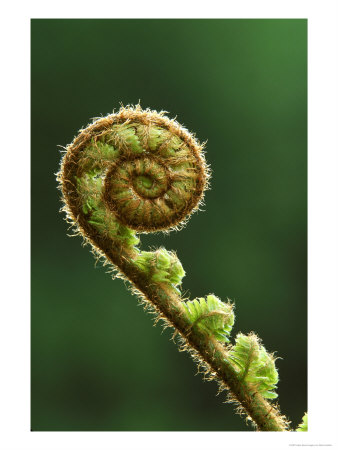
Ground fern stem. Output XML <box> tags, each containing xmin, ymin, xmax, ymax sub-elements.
<box><xmin>106</xmin><ymin>246</ymin><xmax>287</xmax><ymax>431</ymax></box>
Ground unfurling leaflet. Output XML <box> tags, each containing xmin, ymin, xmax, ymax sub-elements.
<box><xmin>296</xmin><ymin>413</ymin><xmax>308</xmax><ymax>432</ymax></box>
<box><xmin>229</xmin><ymin>333</ymin><xmax>279</xmax><ymax>399</ymax></box>
<box><xmin>57</xmin><ymin>105</ymin><xmax>293</xmax><ymax>431</ymax></box>
<box><xmin>182</xmin><ymin>295</ymin><xmax>234</xmax><ymax>343</ymax></box>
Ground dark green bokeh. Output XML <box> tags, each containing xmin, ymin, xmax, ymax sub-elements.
<box><xmin>31</xmin><ymin>19</ymin><xmax>307</xmax><ymax>431</ymax></box>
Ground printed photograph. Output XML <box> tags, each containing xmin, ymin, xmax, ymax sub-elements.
<box><xmin>31</xmin><ymin>18</ymin><xmax>307</xmax><ymax>431</ymax></box>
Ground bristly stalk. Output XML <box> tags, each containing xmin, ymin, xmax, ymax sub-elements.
<box><xmin>57</xmin><ymin>104</ymin><xmax>292</xmax><ymax>431</ymax></box>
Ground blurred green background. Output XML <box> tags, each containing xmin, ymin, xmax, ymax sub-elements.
<box><xmin>31</xmin><ymin>19</ymin><xmax>307</xmax><ymax>431</ymax></box>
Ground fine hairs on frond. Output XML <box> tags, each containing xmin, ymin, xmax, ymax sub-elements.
<box><xmin>57</xmin><ymin>105</ymin><xmax>295</xmax><ymax>432</ymax></box>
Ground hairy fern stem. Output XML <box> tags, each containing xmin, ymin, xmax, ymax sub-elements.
<box><xmin>57</xmin><ymin>104</ymin><xmax>298</xmax><ymax>431</ymax></box>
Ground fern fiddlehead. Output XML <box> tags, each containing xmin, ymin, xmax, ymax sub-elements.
<box><xmin>58</xmin><ymin>105</ymin><xmax>291</xmax><ymax>431</ymax></box>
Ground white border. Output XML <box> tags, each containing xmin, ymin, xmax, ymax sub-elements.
<box><xmin>1</xmin><ymin>1</ymin><xmax>337</xmax><ymax>449</ymax></box>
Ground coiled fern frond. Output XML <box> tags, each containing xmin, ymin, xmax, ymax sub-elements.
<box><xmin>57</xmin><ymin>104</ymin><xmax>303</xmax><ymax>431</ymax></box>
